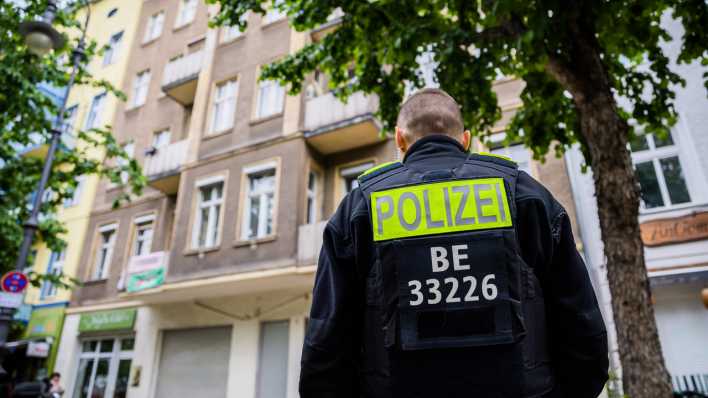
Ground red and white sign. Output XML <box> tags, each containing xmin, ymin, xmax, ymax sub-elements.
<box><xmin>127</xmin><ymin>251</ymin><xmax>167</xmax><ymax>274</ymax></box>
<box><xmin>27</xmin><ymin>341</ymin><xmax>50</xmax><ymax>358</ymax></box>
<box><xmin>1</xmin><ymin>271</ymin><xmax>29</xmax><ymax>293</ymax></box>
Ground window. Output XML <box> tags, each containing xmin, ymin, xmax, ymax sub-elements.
<box><xmin>210</xmin><ymin>80</ymin><xmax>238</xmax><ymax>133</ymax></box>
<box><xmin>192</xmin><ymin>179</ymin><xmax>224</xmax><ymax>249</ymax></box>
<box><xmin>62</xmin><ymin>104</ymin><xmax>78</xmax><ymax>134</ymax></box>
<box><xmin>74</xmin><ymin>337</ymin><xmax>134</xmax><ymax>398</ymax></box>
<box><xmin>132</xmin><ymin>216</ymin><xmax>154</xmax><ymax>256</ymax></box>
<box><xmin>255</xmin><ymin>78</ymin><xmax>285</xmax><ymax>119</ymax></box>
<box><xmin>40</xmin><ymin>250</ymin><xmax>65</xmax><ymax>299</ymax></box>
<box><xmin>241</xmin><ymin>165</ymin><xmax>277</xmax><ymax>240</ymax></box>
<box><xmin>103</xmin><ymin>31</ymin><xmax>124</xmax><ymax>66</ymax></box>
<box><xmin>92</xmin><ymin>224</ymin><xmax>117</xmax><ymax>280</ymax></box>
<box><xmin>118</xmin><ymin>142</ymin><xmax>135</xmax><ymax>185</ymax></box>
<box><xmin>152</xmin><ymin>129</ymin><xmax>171</xmax><ymax>150</ymax></box>
<box><xmin>491</xmin><ymin>144</ymin><xmax>532</xmax><ymax>175</ymax></box>
<box><xmin>63</xmin><ymin>175</ymin><xmax>85</xmax><ymax>207</ymax></box>
<box><xmin>175</xmin><ymin>0</ymin><xmax>198</xmax><ymax>27</ymax></box>
<box><xmin>84</xmin><ymin>93</ymin><xmax>106</xmax><ymax>130</ymax></box>
<box><xmin>340</xmin><ymin>162</ymin><xmax>374</xmax><ymax>195</ymax></box>
<box><xmin>131</xmin><ymin>70</ymin><xmax>151</xmax><ymax>107</ymax></box>
<box><xmin>256</xmin><ymin>320</ymin><xmax>289</xmax><ymax>398</ymax></box>
<box><xmin>306</xmin><ymin>171</ymin><xmax>319</xmax><ymax>224</ymax></box>
<box><xmin>631</xmin><ymin>132</ymin><xmax>692</xmax><ymax>211</ymax></box>
<box><xmin>221</xmin><ymin>13</ymin><xmax>248</xmax><ymax>42</ymax></box>
<box><xmin>263</xmin><ymin>0</ymin><xmax>286</xmax><ymax>24</ymax></box>
<box><xmin>143</xmin><ymin>11</ymin><xmax>165</xmax><ymax>43</ymax></box>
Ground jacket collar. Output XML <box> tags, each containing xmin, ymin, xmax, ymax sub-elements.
<box><xmin>402</xmin><ymin>134</ymin><xmax>467</xmax><ymax>164</ymax></box>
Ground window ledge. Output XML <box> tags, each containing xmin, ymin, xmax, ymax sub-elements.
<box><xmin>218</xmin><ymin>34</ymin><xmax>246</xmax><ymax>47</ymax></box>
<box><xmin>83</xmin><ymin>278</ymin><xmax>108</xmax><ymax>285</ymax></box>
<box><xmin>141</xmin><ymin>37</ymin><xmax>159</xmax><ymax>47</ymax></box>
<box><xmin>249</xmin><ymin>112</ymin><xmax>283</xmax><ymax>126</ymax></box>
<box><xmin>173</xmin><ymin>21</ymin><xmax>192</xmax><ymax>32</ymax></box>
<box><xmin>125</xmin><ymin>104</ymin><xmax>144</xmax><ymax>113</ymax></box>
<box><xmin>183</xmin><ymin>245</ymin><xmax>220</xmax><ymax>256</ymax></box>
<box><xmin>202</xmin><ymin>128</ymin><xmax>233</xmax><ymax>141</ymax></box>
<box><xmin>261</xmin><ymin>17</ymin><xmax>287</xmax><ymax>30</ymax></box>
<box><xmin>233</xmin><ymin>234</ymin><xmax>277</xmax><ymax>248</ymax></box>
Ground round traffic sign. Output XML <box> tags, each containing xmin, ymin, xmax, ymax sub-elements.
<box><xmin>1</xmin><ymin>271</ymin><xmax>29</xmax><ymax>293</ymax></box>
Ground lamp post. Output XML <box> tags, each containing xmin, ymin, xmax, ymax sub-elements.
<box><xmin>0</xmin><ymin>0</ymin><xmax>90</xmax><ymax>358</ymax></box>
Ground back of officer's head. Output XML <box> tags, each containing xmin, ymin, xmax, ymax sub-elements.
<box><xmin>396</xmin><ymin>88</ymin><xmax>465</xmax><ymax>141</ymax></box>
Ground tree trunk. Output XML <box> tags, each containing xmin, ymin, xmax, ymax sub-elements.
<box><xmin>545</xmin><ymin>25</ymin><xmax>673</xmax><ymax>398</ymax></box>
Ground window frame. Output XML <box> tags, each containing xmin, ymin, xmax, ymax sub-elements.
<box><xmin>130</xmin><ymin>69</ymin><xmax>151</xmax><ymax>108</ymax></box>
<box><xmin>63</xmin><ymin>175</ymin><xmax>85</xmax><ymax>208</ymax></box>
<box><xmin>174</xmin><ymin>0</ymin><xmax>198</xmax><ymax>28</ymax></box>
<box><xmin>262</xmin><ymin>0</ymin><xmax>287</xmax><ymax>25</ymax></box>
<box><xmin>143</xmin><ymin>11</ymin><xmax>165</xmax><ymax>44</ymax></box>
<box><xmin>236</xmin><ymin>158</ymin><xmax>281</xmax><ymax>244</ymax></box>
<box><xmin>89</xmin><ymin>222</ymin><xmax>118</xmax><ymax>281</ymax></box>
<box><xmin>630</xmin><ymin>131</ymin><xmax>698</xmax><ymax>213</ymax></box>
<box><xmin>40</xmin><ymin>249</ymin><xmax>66</xmax><ymax>299</ymax></box>
<box><xmin>207</xmin><ymin>77</ymin><xmax>239</xmax><ymax>136</ymax></box>
<box><xmin>188</xmin><ymin>173</ymin><xmax>228</xmax><ymax>252</ymax></box>
<box><xmin>128</xmin><ymin>213</ymin><xmax>156</xmax><ymax>258</ymax></box>
<box><xmin>220</xmin><ymin>12</ymin><xmax>248</xmax><ymax>43</ymax></box>
<box><xmin>75</xmin><ymin>337</ymin><xmax>134</xmax><ymax>398</ymax></box>
<box><xmin>305</xmin><ymin>162</ymin><xmax>323</xmax><ymax>225</ymax></box>
<box><xmin>337</xmin><ymin>160</ymin><xmax>375</xmax><ymax>202</ymax></box>
<box><xmin>102</xmin><ymin>31</ymin><xmax>124</xmax><ymax>66</ymax></box>
<box><xmin>253</xmin><ymin>70</ymin><xmax>285</xmax><ymax>121</ymax></box>
<box><xmin>84</xmin><ymin>92</ymin><xmax>107</xmax><ymax>130</ymax></box>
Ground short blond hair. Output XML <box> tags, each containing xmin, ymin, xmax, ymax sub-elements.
<box><xmin>396</xmin><ymin>88</ymin><xmax>464</xmax><ymax>140</ymax></box>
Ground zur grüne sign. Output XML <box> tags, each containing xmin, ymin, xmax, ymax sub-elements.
<box><xmin>79</xmin><ymin>308</ymin><xmax>136</xmax><ymax>332</ymax></box>
<box><xmin>640</xmin><ymin>211</ymin><xmax>708</xmax><ymax>247</ymax></box>
<box><xmin>126</xmin><ymin>251</ymin><xmax>166</xmax><ymax>293</ymax></box>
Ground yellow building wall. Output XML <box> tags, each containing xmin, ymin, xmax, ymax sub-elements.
<box><xmin>25</xmin><ymin>0</ymin><xmax>143</xmax><ymax>306</ymax></box>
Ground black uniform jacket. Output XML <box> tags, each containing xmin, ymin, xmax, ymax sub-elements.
<box><xmin>299</xmin><ymin>135</ymin><xmax>609</xmax><ymax>398</ymax></box>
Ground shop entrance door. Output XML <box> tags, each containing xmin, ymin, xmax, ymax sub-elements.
<box><xmin>73</xmin><ymin>337</ymin><xmax>134</xmax><ymax>398</ymax></box>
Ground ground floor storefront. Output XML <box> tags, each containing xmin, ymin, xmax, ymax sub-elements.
<box><xmin>55</xmin><ymin>287</ymin><xmax>311</xmax><ymax>398</ymax></box>
<box><xmin>652</xmin><ymin>278</ymin><xmax>708</xmax><ymax>394</ymax></box>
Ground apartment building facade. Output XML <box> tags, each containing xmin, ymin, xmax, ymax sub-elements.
<box><xmin>14</xmin><ymin>0</ymin><xmax>142</xmax><ymax>381</ymax></box>
<box><xmin>51</xmin><ymin>2</ymin><xmax>586</xmax><ymax>398</ymax></box>
<box><xmin>565</xmin><ymin>16</ymin><xmax>708</xmax><ymax>394</ymax></box>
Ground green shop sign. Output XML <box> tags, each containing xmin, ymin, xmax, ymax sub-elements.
<box><xmin>25</xmin><ymin>306</ymin><xmax>65</xmax><ymax>339</ymax></box>
<box><xmin>79</xmin><ymin>308</ymin><xmax>136</xmax><ymax>332</ymax></box>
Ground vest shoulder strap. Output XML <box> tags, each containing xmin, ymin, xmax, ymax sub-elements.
<box><xmin>357</xmin><ymin>161</ymin><xmax>404</xmax><ymax>185</ymax></box>
<box><xmin>468</xmin><ymin>152</ymin><xmax>519</xmax><ymax>169</ymax></box>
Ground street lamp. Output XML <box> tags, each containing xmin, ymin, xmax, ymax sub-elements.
<box><xmin>0</xmin><ymin>0</ymin><xmax>89</xmax><ymax>364</ymax></box>
<box><xmin>18</xmin><ymin>2</ymin><xmax>65</xmax><ymax>56</ymax></box>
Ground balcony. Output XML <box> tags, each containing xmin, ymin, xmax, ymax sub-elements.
<box><xmin>304</xmin><ymin>91</ymin><xmax>382</xmax><ymax>155</ymax></box>
<box><xmin>161</xmin><ymin>51</ymin><xmax>203</xmax><ymax>105</ymax></box>
<box><xmin>297</xmin><ymin>221</ymin><xmax>327</xmax><ymax>265</ymax></box>
<box><xmin>144</xmin><ymin>140</ymin><xmax>188</xmax><ymax>194</ymax></box>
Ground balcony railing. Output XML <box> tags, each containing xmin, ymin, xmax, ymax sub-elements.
<box><xmin>297</xmin><ymin>221</ymin><xmax>327</xmax><ymax>265</ymax></box>
<box><xmin>303</xmin><ymin>91</ymin><xmax>382</xmax><ymax>154</ymax></box>
<box><xmin>144</xmin><ymin>140</ymin><xmax>187</xmax><ymax>194</ymax></box>
<box><xmin>161</xmin><ymin>51</ymin><xmax>203</xmax><ymax>105</ymax></box>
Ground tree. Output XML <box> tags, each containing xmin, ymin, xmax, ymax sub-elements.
<box><xmin>211</xmin><ymin>1</ymin><xmax>707</xmax><ymax>397</ymax></box>
<box><xmin>0</xmin><ymin>1</ymin><xmax>145</xmax><ymax>290</ymax></box>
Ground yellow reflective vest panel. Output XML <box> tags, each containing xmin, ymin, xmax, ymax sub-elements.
<box><xmin>371</xmin><ymin>178</ymin><xmax>512</xmax><ymax>241</ymax></box>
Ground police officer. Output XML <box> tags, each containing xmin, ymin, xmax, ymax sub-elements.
<box><xmin>300</xmin><ymin>88</ymin><xmax>609</xmax><ymax>398</ymax></box>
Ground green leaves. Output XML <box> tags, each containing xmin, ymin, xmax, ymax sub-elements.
<box><xmin>213</xmin><ymin>0</ymin><xmax>706</xmax><ymax>159</ymax></box>
<box><xmin>0</xmin><ymin>1</ymin><xmax>145</xmax><ymax>288</ymax></box>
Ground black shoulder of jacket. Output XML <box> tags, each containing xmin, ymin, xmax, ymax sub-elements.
<box><xmin>468</xmin><ymin>152</ymin><xmax>519</xmax><ymax>169</ymax></box>
<box><xmin>357</xmin><ymin>161</ymin><xmax>403</xmax><ymax>185</ymax></box>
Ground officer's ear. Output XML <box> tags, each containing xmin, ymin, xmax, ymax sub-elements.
<box><xmin>462</xmin><ymin>130</ymin><xmax>471</xmax><ymax>152</ymax></box>
<box><xmin>395</xmin><ymin>126</ymin><xmax>410</xmax><ymax>154</ymax></box>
